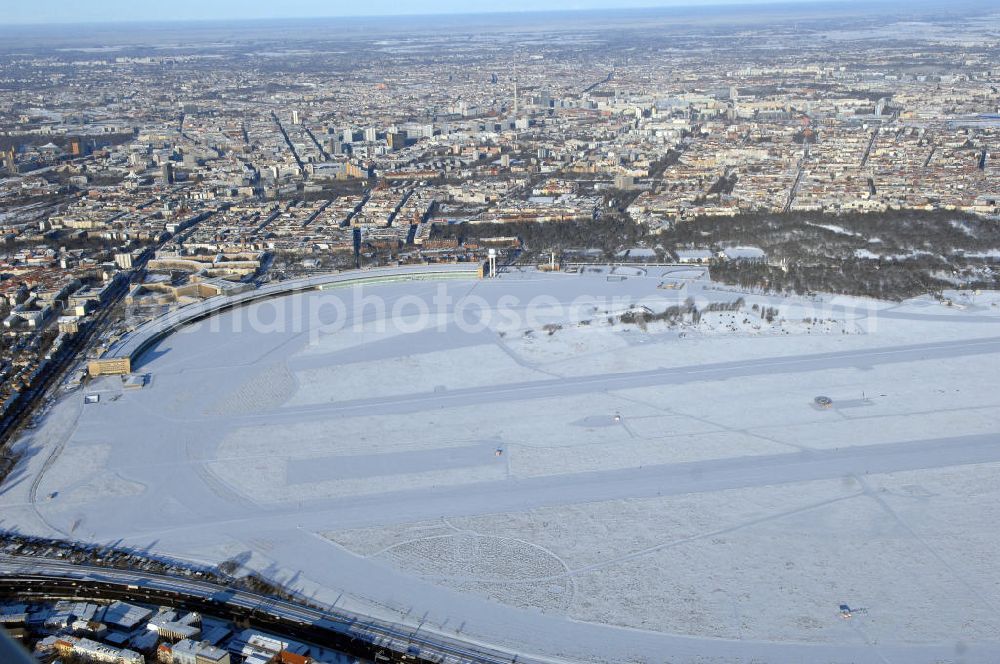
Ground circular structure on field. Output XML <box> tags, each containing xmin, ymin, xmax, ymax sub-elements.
<box><xmin>814</xmin><ymin>395</ymin><xmax>834</xmax><ymax>408</ymax></box>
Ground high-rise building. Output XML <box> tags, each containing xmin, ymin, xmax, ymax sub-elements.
<box><xmin>161</xmin><ymin>162</ymin><xmax>175</xmax><ymax>185</ymax></box>
<box><xmin>364</xmin><ymin>127</ymin><xmax>378</xmax><ymax>142</ymax></box>
<box><xmin>387</xmin><ymin>132</ymin><xmax>406</xmax><ymax>150</ymax></box>
<box><xmin>291</xmin><ymin>110</ymin><xmax>301</xmax><ymax>125</ymax></box>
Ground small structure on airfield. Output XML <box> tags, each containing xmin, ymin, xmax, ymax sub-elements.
<box><xmin>88</xmin><ymin>357</ymin><xmax>131</xmax><ymax>377</ymax></box>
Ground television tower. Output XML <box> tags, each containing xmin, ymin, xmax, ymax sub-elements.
<box><xmin>513</xmin><ymin>63</ymin><xmax>519</xmax><ymax>117</ymax></box>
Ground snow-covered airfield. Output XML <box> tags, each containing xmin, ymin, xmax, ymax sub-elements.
<box><xmin>6</xmin><ymin>265</ymin><xmax>1000</xmax><ymax>663</ymax></box>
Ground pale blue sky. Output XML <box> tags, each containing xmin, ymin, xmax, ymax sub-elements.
<box><xmin>3</xmin><ymin>0</ymin><xmax>850</xmax><ymax>25</ymax></box>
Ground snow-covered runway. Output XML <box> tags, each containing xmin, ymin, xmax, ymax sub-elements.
<box><xmin>5</xmin><ymin>268</ymin><xmax>1000</xmax><ymax>663</ymax></box>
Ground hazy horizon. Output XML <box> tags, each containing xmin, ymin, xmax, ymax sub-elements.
<box><xmin>0</xmin><ymin>0</ymin><xmax>912</xmax><ymax>27</ymax></box>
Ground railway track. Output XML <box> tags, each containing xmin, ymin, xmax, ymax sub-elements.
<box><xmin>0</xmin><ymin>556</ymin><xmax>555</xmax><ymax>664</ymax></box>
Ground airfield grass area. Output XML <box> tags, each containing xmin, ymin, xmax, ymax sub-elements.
<box><xmin>4</xmin><ymin>267</ymin><xmax>1000</xmax><ymax>663</ymax></box>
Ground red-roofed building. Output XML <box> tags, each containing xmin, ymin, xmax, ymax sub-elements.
<box><xmin>278</xmin><ymin>651</ymin><xmax>312</xmax><ymax>664</ymax></box>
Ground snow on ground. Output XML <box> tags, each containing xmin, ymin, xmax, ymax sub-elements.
<box><xmin>381</xmin><ymin>532</ymin><xmax>573</xmax><ymax>612</ymax></box>
<box><xmin>298</xmin><ymin>311</ymin><xmax>443</xmax><ymax>357</ymax></box>
<box><xmin>500</xmin><ymin>323</ymin><xmax>631</xmax><ymax>364</ymax></box>
<box><xmin>948</xmin><ymin>219</ymin><xmax>977</xmax><ymax>236</ymax></box>
<box><xmin>4</xmin><ymin>268</ymin><xmax>1000</xmax><ymax>663</ymax></box>
<box><xmin>961</xmin><ymin>249</ymin><xmax>1000</xmax><ymax>259</ymax></box>
<box><xmin>508</xmin><ymin>428</ymin><xmax>789</xmax><ymax>478</ymax></box>
<box><xmin>208</xmin><ymin>455</ymin><xmax>507</xmax><ymax>503</ymax></box>
<box><xmin>324</xmin><ymin>468</ymin><xmax>1000</xmax><ymax>644</ymax></box>
<box><xmin>288</xmin><ymin>344</ymin><xmax>547</xmax><ymax>406</ymax></box>
<box><xmin>685</xmin><ymin>310</ymin><xmax>861</xmax><ymax>337</ymax></box>
<box><xmin>808</xmin><ymin>222</ymin><xmax>861</xmax><ymax>236</ymax></box>
<box><xmin>205</xmin><ymin>362</ymin><xmax>297</xmax><ymax>415</ymax></box>
<box><xmin>499</xmin><ymin>300</ymin><xmax>862</xmax><ymax>367</ymax></box>
<box><xmin>566</xmin><ymin>484</ymin><xmax>1000</xmax><ymax>643</ymax></box>
<box><xmin>938</xmin><ymin>288</ymin><xmax>1000</xmax><ymax>310</ymax></box>
<box><xmin>36</xmin><ymin>444</ymin><xmax>145</xmax><ymax>505</ymax></box>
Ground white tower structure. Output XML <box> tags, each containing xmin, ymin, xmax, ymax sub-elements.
<box><xmin>513</xmin><ymin>68</ymin><xmax>519</xmax><ymax>117</ymax></box>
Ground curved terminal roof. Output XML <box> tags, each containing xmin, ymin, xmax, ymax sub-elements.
<box><xmin>106</xmin><ymin>263</ymin><xmax>482</xmax><ymax>362</ymax></box>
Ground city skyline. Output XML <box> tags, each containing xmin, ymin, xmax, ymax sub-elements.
<box><xmin>4</xmin><ymin>0</ymin><xmax>872</xmax><ymax>26</ymax></box>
